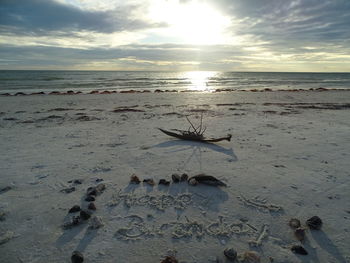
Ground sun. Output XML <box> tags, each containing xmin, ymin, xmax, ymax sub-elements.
<box><xmin>149</xmin><ymin>0</ymin><xmax>231</xmax><ymax>45</ymax></box>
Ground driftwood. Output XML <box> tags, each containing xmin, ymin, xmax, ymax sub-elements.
<box><xmin>188</xmin><ymin>174</ymin><xmax>227</xmax><ymax>186</ymax></box>
<box><xmin>159</xmin><ymin>114</ymin><xmax>231</xmax><ymax>143</ymax></box>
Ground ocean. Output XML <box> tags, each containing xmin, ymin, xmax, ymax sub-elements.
<box><xmin>0</xmin><ymin>71</ymin><xmax>349</xmax><ymax>94</ymax></box>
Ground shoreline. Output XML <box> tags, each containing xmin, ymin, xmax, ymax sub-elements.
<box><xmin>1</xmin><ymin>87</ymin><xmax>349</xmax><ymax>96</ymax></box>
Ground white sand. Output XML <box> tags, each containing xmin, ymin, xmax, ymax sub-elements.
<box><xmin>0</xmin><ymin>91</ymin><xmax>349</xmax><ymax>262</ymax></box>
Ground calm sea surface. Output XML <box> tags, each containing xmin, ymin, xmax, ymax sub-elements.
<box><xmin>0</xmin><ymin>71</ymin><xmax>349</xmax><ymax>94</ymax></box>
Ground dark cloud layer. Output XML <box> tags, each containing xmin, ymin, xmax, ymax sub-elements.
<box><xmin>214</xmin><ymin>0</ymin><xmax>350</xmax><ymax>45</ymax></box>
<box><xmin>0</xmin><ymin>0</ymin><xmax>161</xmax><ymax>35</ymax></box>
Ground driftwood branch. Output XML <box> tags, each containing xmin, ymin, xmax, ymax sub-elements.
<box><xmin>158</xmin><ymin>113</ymin><xmax>231</xmax><ymax>143</ymax></box>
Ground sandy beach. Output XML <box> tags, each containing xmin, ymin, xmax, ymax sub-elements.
<box><xmin>0</xmin><ymin>91</ymin><xmax>349</xmax><ymax>262</ymax></box>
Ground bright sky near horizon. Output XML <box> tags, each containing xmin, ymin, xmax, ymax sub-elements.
<box><xmin>0</xmin><ymin>0</ymin><xmax>349</xmax><ymax>71</ymax></box>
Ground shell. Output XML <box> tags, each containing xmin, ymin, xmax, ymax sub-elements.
<box><xmin>306</xmin><ymin>216</ymin><xmax>322</xmax><ymax>230</ymax></box>
<box><xmin>291</xmin><ymin>245</ymin><xmax>308</xmax><ymax>255</ymax></box>
<box><xmin>180</xmin><ymin>173</ymin><xmax>189</xmax><ymax>181</ymax></box>
<box><xmin>188</xmin><ymin>178</ymin><xmax>198</xmax><ymax>186</ymax></box>
<box><xmin>172</xmin><ymin>173</ymin><xmax>181</xmax><ymax>183</ymax></box>
<box><xmin>71</xmin><ymin>251</ymin><xmax>84</xmax><ymax>263</ymax></box>
<box><xmin>130</xmin><ymin>174</ymin><xmax>141</xmax><ymax>184</ymax></box>
<box><xmin>159</xmin><ymin>179</ymin><xmax>170</xmax><ymax>186</ymax></box>
<box><xmin>288</xmin><ymin>218</ymin><xmax>301</xmax><ymax>229</ymax></box>
<box><xmin>68</xmin><ymin>205</ymin><xmax>81</xmax><ymax>213</ymax></box>
<box><xmin>224</xmin><ymin>247</ymin><xmax>237</xmax><ymax>261</ymax></box>
<box><xmin>243</xmin><ymin>251</ymin><xmax>260</xmax><ymax>262</ymax></box>
<box><xmin>143</xmin><ymin>178</ymin><xmax>155</xmax><ymax>186</ymax></box>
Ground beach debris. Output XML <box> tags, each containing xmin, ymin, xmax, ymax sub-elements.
<box><xmin>0</xmin><ymin>186</ymin><xmax>13</xmax><ymax>194</ymax></box>
<box><xmin>249</xmin><ymin>224</ymin><xmax>269</xmax><ymax>247</ymax></box>
<box><xmin>95</xmin><ymin>178</ymin><xmax>103</xmax><ymax>183</ymax></box>
<box><xmin>68</xmin><ymin>205</ymin><xmax>81</xmax><ymax>213</ymax></box>
<box><xmin>294</xmin><ymin>228</ymin><xmax>306</xmax><ymax>241</ymax></box>
<box><xmin>130</xmin><ymin>174</ymin><xmax>141</xmax><ymax>184</ymax></box>
<box><xmin>172</xmin><ymin>173</ymin><xmax>181</xmax><ymax>183</ymax></box>
<box><xmin>159</xmin><ymin>179</ymin><xmax>170</xmax><ymax>186</ymax></box>
<box><xmin>161</xmin><ymin>256</ymin><xmax>178</xmax><ymax>263</ymax></box>
<box><xmin>188</xmin><ymin>178</ymin><xmax>198</xmax><ymax>186</ymax></box>
<box><xmin>60</xmin><ymin>187</ymin><xmax>76</xmax><ymax>194</ymax></box>
<box><xmin>85</xmin><ymin>195</ymin><xmax>95</xmax><ymax>202</ymax></box>
<box><xmin>188</xmin><ymin>174</ymin><xmax>226</xmax><ymax>187</ymax></box>
<box><xmin>88</xmin><ymin>202</ymin><xmax>96</xmax><ymax>210</ymax></box>
<box><xmin>237</xmin><ymin>195</ymin><xmax>283</xmax><ymax>212</ymax></box>
<box><xmin>241</xmin><ymin>251</ymin><xmax>261</xmax><ymax>262</ymax></box>
<box><xmin>224</xmin><ymin>247</ymin><xmax>237</xmax><ymax>261</ymax></box>
<box><xmin>0</xmin><ymin>231</ymin><xmax>15</xmax><ymax>245</ymax></box>
<box><xmin>89</xmin><ymin>216</ymin><xmax>104</xmax><ymax>229</ymax></box>
<box><xmin>289</xmin><ymin>218</ymin><xmax>301</xmax><ymax>229</ymax></box>
<box><xmin>306</xmin><ymin>216</ymin><xmax>322</xmax><ymax>230</ymax></box>
<box><xmin>291</xmin><ymin>245</ymin><xmax>308</xmax><ymax>255</ymax></box>
<box><xmin>159</xmin><ymin>113</ymin><xmax>231</xmax><ymax>143</ymax></box>
<box><xmin>180</xmin><ymin>173</ymin><xmax>188</xmax><ymax>181</ymax></box>
<box><xmin>80</xmin><ymin>210</ymin><xmax>91</xmax><ymax>220</ymax></box>
<box><xmin>71</xmin><ymin>251</ymin><xmax>84</xmax><ymax>263</ymax></box>
<box><xmin>143</xmin><ymin>178</ymin><xmax>155</xmax><ymax>186</ymax></box>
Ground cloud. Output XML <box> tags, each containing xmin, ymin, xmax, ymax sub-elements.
<box><xmin>212</xmin><ymin>0</ymin><xmax>350</xmax><ymax>44</ymax></box>
<box><xmin>0</xmin><ymin>0</ymin><xmax>349</xmax><ymax>71</ymax></box>
<box><xmin>0</xmin><ymin>0</ymin><xmax>163</xmax><ymax>36</ymax></box>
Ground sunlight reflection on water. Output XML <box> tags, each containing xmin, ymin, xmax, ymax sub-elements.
<box><xmin>184</xmin><ymin>71</ymin><xmax>217</xmax><ymax>91</ymax></box>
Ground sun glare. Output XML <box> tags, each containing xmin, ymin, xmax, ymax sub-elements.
<box><xmin>185</xmin><ymin>71</ymin><xmax>216</xmax><ymax>91</ymax></box>
<box><xmin>150</xmin><ymin>0</ymin><xmax>231</xmax><ymax>45</ymax></box>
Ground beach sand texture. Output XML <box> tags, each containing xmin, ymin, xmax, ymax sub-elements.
<box><xmin>0</xmin><ymin>91</ymin><xmax>349</xmax><ymax>262</ymax></box>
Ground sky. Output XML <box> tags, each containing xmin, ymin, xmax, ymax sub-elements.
<box><xmin>0</xmin><ymin>0</ymin><xmax>349</xmax><ymax>71</ymax></box>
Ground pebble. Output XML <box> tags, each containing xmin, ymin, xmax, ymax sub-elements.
<box><xmin>68</xmin><ymin>205</ymin><xmax>81</xmax><ymax>213</ymax></box>
<box><xmin>88</xmin><ymin>202</ymin><xmax>96</xmax><ymax>210</ymax></box>
<box><xmin>71</xmin><ymin>251</ymin><xmax>84</xmax><ymax>263</ymax></box>
<box><xmin>291</xmin><ymin>245</ymin><xmax>308</xmax><ymax>255</ymax></box>
<box><xmin>224</xmin><ymin>247</ymin><xmax>237</xmax><ymax>261</ymax></box>
<box><xmin>171</xmin><ymin>173</ymin><xmax>181</xmax><ymax>183</ymax></box>
<box><xmin>80</xmin><ymin>210</ymin><xmax>91</xmax><ymax>220</ymax></box>
<box><xmin>306</xmin><ymin>216</ymin><xmax>322</xmax><ymax>230</ymax></box>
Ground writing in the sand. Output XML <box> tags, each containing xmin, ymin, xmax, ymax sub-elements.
<box><xmin>114</xmin><ymin>215</ymin><xmax>258</xmax><ymax>241</ymax></box>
